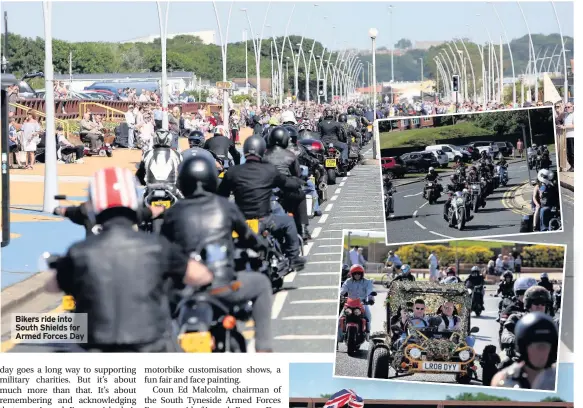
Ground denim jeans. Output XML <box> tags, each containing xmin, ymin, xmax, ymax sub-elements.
<box><xmin>263</xmin><ymin>214</ymin><xmax>300</xmax><ymax>259</ymax></box>
<box><xmin>331</xmin><ymin>141</ymin><xmax>348</xmax><ymax>165</ymax></box>
<box><xmin>128</xmin><ymin>127</ymin><xmax>135</xmax><ymax>148</ymax></box>
<box><xmin>540</xmin><ymin>206</ymin><xmax>551</xmax><ymax>231</ymax></box>
<box><xmin>305</xmin><ymin>180</ymin><xmax>320</xmax><ymax>213</ymax></box>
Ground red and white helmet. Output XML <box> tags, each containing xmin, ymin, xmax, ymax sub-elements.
<box><xmin>88</xmin><ymin>167</ymin><xmax>139</xmax><ymax>217</ymax></box>
<box><xmin>348</xmin><ymin>264</ymin><xmax>365</xmax><ymax>277</ymax></box>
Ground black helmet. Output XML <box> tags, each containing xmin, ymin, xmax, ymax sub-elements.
<box><xmin>347</xmin><ymin>106</ymin><xmax>355</xmax><ymax>115</ymax></box>
<box><xmin>338</xmin><ymin>114</ymin><xmax>347</xmax><ymax>123</ymax></box>
<box><xmin>470</xmin><ymin>266</ymin><xmax>480</xmax><ymax>274</ymax></box>
<box><xmin>514</xmin><ymin>312</ymin><xmax>558</xmax><ymax>368</ymax></box>
<box><xmin>524</xmin><ymin>286</ymin><xmax>551</xmax><ymax>309</ymax></box>
<box><xmin>324</xmin><ymin>108</ymin><xmax>333</xmax><ymax>119</ymax></box>
<box><xmin>283</xmin><ymin>125</ymin><xmax>299</xmax><ymax>144</ymax></box>
<box><xmin>188</xmin><ymin>130</ymin><xmax>205</xmax><ymax>148</ymax></box>
<box><xmin>503</xmin><ymin>270</ymin><xmax>514</xmax><ymax>280</ymax></box>
<box><xmin>268</xmin><ymin>126</ymin><xmax>290</xmax><ymax>148</ymax></box>
<box><xmin>243</xmin><ymin>135</ymin><xmax>266</xmax><ymax>158</ymax></box>
<box><xmin>178</xmin><ymin>155</ymin><xmax>218</xmax><ymax>196</ymax></box>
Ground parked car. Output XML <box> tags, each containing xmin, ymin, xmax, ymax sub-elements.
<box><xmin>428</xmin><ymin>149</ymin><xmax>449</xmax><ymax>168</ymax></box>
<box><xmin>381</xmin><ymin>156</ymin><xmax>407</xmax><ymax>179</ymax></box>
<box><xmin>495</xmin><ymin>141</ymin><xmax>515</xmax><ymax>157</ymax></box>
<box><xmin>426</xmin><ymin>144</ymin><xmax>471</xmax><ymax>163</ymax></box>
<box><xmin>401</xmin><ymin>151</ymin><xmax>440</xmax><ymax>173</ymax></box>
<box><xmin>460</xmin><ymin>144</ymin><xmax>480</xmax><ymax>161</ymax></box>
<box><xmin>467</xmin><ymin>141</ymin><xmax>501</xmax><ymax>158</ymax></box>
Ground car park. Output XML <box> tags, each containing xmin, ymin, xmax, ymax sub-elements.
<box><xmin>381</xmin><ymin>157</ymin><xmax>407</xmax><ymax>179</ymax></box>
<box><xmin>428</xmin><ymin>149</ymin><xmax>449</xmax><ymax>168</ymax></box>
<box><xmin>401</xmin><ymin>152</ymin><xmax>440</xmax><ymax>173</ymax></box>
<box><xmin>467</xmin><ymin>141</ymin><xmax>500</xmax><ymax>158</ymax></box>
<box><xmin>426</xmin><ymin>144</ymin><xmax>471</xmax><ymax>163</ymax></box>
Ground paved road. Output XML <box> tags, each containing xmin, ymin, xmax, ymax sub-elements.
<box><xmin>4</xmin><ymin>145</ymin><xmax>384</xmax><ymax>353</ymax></box>
<box><xmin>388</xmin><ymin>161</ymin><xmax>558</xmax><ymax>242</ymax></box>
<box><xmin>335</xmin><ymin>285</ymin><xmax>507</xmax><ymax>384</ymax></box>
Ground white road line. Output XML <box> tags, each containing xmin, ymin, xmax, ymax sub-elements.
<box><xmin>290</xmin><ymin>299</ymin><xmax>338</xmax><ymax>304</ymax></box>
<box><xmin>274</xmin><ymin>335</ymin><xmax>336</xmax><ymax>340</ymax></box>
<box><xmin>282</xmin><ymin>315</ymin><xmax>337</xmax><ymax>320</ymax></box>
<box><xmin>335</xmin><ymin>188</ymin><xmax>341</xmax><ymax>194</ymax></box>
<box><xmin>342</xmin><ymin>177</ymin><xmax>348</xmax><ymax>181</ymax></box>
<box><xmin>413</xmin><ymin>210</ymin><xmax>418</xmax><ymax>217</ymax></box>
<box><xmin>284</xmin><ymin>271</ymin><xmax>297</xmax><ymax>283</ymax></box>
<box><xmin>316</xmin><ymin>244</ymin><xmax>343</xmax><ymax>247</ymax></box>
<box><xmin>414</xmin><ymin>220</ymin><xmax>427</xmax><ymax>230</ymax></box>
<box><xmin>329</xmin><ymin>222</ymin><xmax>385</xmax><ymax>225</ymax></box>
<box><xmin>318</xmin><ymin>229</ymin><xmax>344</xmax><ymax>232</ymax></box>
<box><xmin>298</xmin><ymin>285</ymin><xmax>338</xmax><ymax>289</ymax></box>
<box><xmin>339</xmin><ymin>182</ymin><xmax>345</xmax><ymax>187</ymax></box>
<box><xmin>429</xmin><ymin>231</ymin><xmax>453</xmax><ymax>239</ymax></box>
<box><xmin>331</xmin><ymin>195</ymin><xmax>338</xmax><ymax>201</ymax></box>
<box><xmin>304</xmin><ymin>242</ymin><xmax>314</xmax><ymax>256</ymax></box>
<box><xmin>325</xmin><ymin>203</ymin><xmax>334</xmax><ymax>212</ymax></box>
<box><xmin>329</xmin><ymin>215</ymin><xmax>381</xmax><ymax>219</ymax></box>
<box><xmin>404</xmin><ymin>192</ymin><xmax>423</xmax><ymax>197</ymax></box>
<box><xmin>311</xmin><ymin>227</ymin><xmax>322</xmax><ymax>238</ymax></box>
<box><xmin>271</xmin><ymin>291</ymin><xmax>288</xmax><ymax>319</ymax></box>
<box><xmin>312</xmin><ymin>252</ymin><xmax>341</xmax><ymax>256</ymax></box>
<box><xmin>419</xmin><ymin>201</ymin><xmax>429</xmax><ymax>209</ymax></box>
<box><xmin>347</xmin><ymin>172</ymin><xmax>351</xmax><ymax>176</ymax></box>
<box><xmin>318</xmin><ymin>214</ymin><xmax>329</xmax><ymax>224</ymax></box>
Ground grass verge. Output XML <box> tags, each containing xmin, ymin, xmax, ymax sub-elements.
<box><xmin>380</xmin><ymin>122</ymin><xmax>492</xmax><ymax>149</ymax></box>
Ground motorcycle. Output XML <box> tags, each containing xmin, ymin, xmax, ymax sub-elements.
<box><xmin>384</xmin><ymin>186</ymin><xmax>395</xmax><ymax>219</ymax></box>
<box><xmin>469</xmin><ymin>179</ymin><xmax>485</xmax><ymax>212</ymax></box>
<box><xmin>298</xmin><ymin>138</ymin><xmax>329</xmax><ymax>202</ymax></box>
<box><xmin>347</xmin><ymin>136</ymin><xmax>363</xmax><ymax>170</ymax></box>
<box><xmin>423</xmin><ymin>181</ymin><xmax>442</xmax><ymax>204</ymax></box>
<box><xmin>495</xmin><ymin>294</ymin><xmax>514</xmax><ymax>346</ymax></box>
<box><xmin>140</xmin><ymin>183</ymin><xmax>182</xmax><ymax>233</ymax></box>
<box><xmin>300</xmin><ymin>165</ymin><xmax>319</xmax><ymax>218</ymax></box>
<box><xmin>338</xmin><ymin>292</ymin><xmax>377</xmax><ymax>356</ymax></box>
<box><xmin>497</xmin><ymin>164</ymin><xmax>509</xmax><ymax>186</ymax></box>
<box><xmin>447</xmin><ymin>191</ymin><xmax>469</xmax><ymax>230</ymax></box>
<box><xmin>554</xmin><ymin>287</ymin><xmax>562</xmax><ymax>313</ymax></box>
<box><xmin>468</xmin><ymin>284</ymin><xmax>485</xmax><ymax>317</ymax></box>
<box><xmin>323</xmin><ymin>143</ymin><xmax>345</xmax><ymax>185</ymax></box>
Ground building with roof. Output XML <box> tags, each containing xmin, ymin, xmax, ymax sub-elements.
<box><xmin>121</xmin><ymin>31</ymin><xmax>216</xmax><ymax>45</ymax></box>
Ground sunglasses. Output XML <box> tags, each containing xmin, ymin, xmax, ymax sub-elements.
<box><xmin>415</xmin><ymin>307</ymin><xmax>425</xmax><ymax>311</ymax></box>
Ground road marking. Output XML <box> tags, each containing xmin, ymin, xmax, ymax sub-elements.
<box><xmin>419</xmin><ymin>201</ymin><xmax>429</xmax><ymax>209</ymax></box>
<box><xmin>311</xmin><ymin>227</ymin><xmax>322</xmax><ymax>238</ymax></box>
<box><xmin>299</xmin><ymin>272</ymin><xmax>340</xmax><ymax>276</ymax></box>
<box><xmin>330</xmin><ymin>222</ymin><xmax>385</xmax><ymax>226</ymax></box>
<box><xmin>325</xmin><ymin>203</ymin><xmax>334</xmax><ymax>212</ymax></box>
<box><xmin>304</xmin><ymin>242</ymin><xmax>314</xmax><ymax>256</ymax></box>
<box><xmin>330</xmin><ymin>215</ymin><xmax>381</xmax><ymax>219</ymax></box>
<box><xmin>317</xmin><ymin>244</ymin><xmax>343</xmax><ymax>247</ymax></box>
<box><xmin>271</xmin><ymin>291</ymin><xmax>288</xmax><ymax>319</ymax></box>
<box><xmin>331</xmin><ymin>195</ymin><xmax>338</xmax><ymax>201</ymax></box>
<box><xmin>290</xmin><ymin>299</ymin><xmax>338</xmax><ymax>304</ymax></box>
<box><xmin>298</xmin><ymin>285</ymin><xmax>338</xmax><ymax>289</ymax></box>
<box><xmin>347</xmin><ymin>172</ymin><xmax>351</xmax><ymax>176</ymax></box>
<box><xmin>318</xmin><ymin>214</ymin><xmax>329</xmax><ymax>224</ymax></box>
<box><xmin>284</xmin><ymin>272</ymin><xmax>297</xmax><ymax>283</ymax></box>
<box><xmin>339</xmin><ymin>182</ymin><xmax>345</xmax><ymax>187</ymax></box>
<box><xmin>304</xmin><ymin>261</ymin><xmax>340</xmax><ymax>265</ymax></box>
<box><xmin>404</xmin><ymin>192</ymin><xmax>422</xmax><ymax>198</ymax></box>
<box><xmin>342</xmin><ymin>177</ymin><xmax>348</xmax><ymax>181</ymax></box>
<box><xmin>335</xmin><ymin>188</ymin><xmax>341</xmax><ymax>194</ymax></box>
<box><xmin>312</xmin><ymin>252</ymin><xmax>341</xmax><ymax>256</ymax></box>
<box><xmin>429</xmin><ymin>230</ymin><xmax>453</xmax><ymax>238</ymax></box>
<box><xmin>274</xmin><ymin>335</ymin><xmax>336</xmax><ymax>340</ymax></box>
<box><xmin>414</xmin><ymin>220</ymin><xmax>427</xmax><ymax>230</ymax></box>
<box><xmin>282</xmin><ymin>315</ymin><xmax>337</xmax><ymax>320</ymax></box>
<box><xmin>413</xmin><ymin>210</ymin><xmax>418</xmax><ymax>217</ymax></box>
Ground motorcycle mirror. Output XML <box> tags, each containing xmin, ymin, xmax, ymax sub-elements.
<box><xmin>370</xmin><ymin>291</ymin><xmax>378</xmax><ymax>297</ymax></box>
<box><xmin>470</xmin><ymin>326</ymin><xmax>480</xmax><ymax>334</ymax></box>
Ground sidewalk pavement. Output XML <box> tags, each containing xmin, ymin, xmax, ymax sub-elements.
<box><xmin>559</xmin><ymin>171</ymin><xmax>574</xmax><ymax>191</ymax></box>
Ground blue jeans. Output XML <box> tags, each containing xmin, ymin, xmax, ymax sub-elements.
<box><xmin>332</xmin><ymin>141</ymin><xmax>349</xmax><ymax>165</ymax></box>
<box><xmin>305</xmin><ymin>180</ymin><xmax>320</xmax><ymax>213</ymax></box>
<box><xmin>337</xmin><ymin>303</ymin><xmax>371</xmax><ymax>342</ymax></box>
<box><xmin>540</xmin><ymin>206</ymin><xmax>551</xmax><ymax>231</ymax></box>
<box><xmin>128</xmin><ymin>127</ymin><xmax>135</xmax><ymax>148</ymax></box>
<box><xmin>171</xmin><ymin>132</ymin><xmax>179</xmax><ymax>151</ymax></box>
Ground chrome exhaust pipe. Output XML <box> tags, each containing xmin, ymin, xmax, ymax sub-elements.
<box><xmin>318</xmin><ymin>182</ymin><xmax>328</xmax><ymax>191</ymax></box>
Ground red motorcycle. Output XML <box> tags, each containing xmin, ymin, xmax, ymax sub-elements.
<box><xmin>339</xmin><ymin>292</ymin><xmax>376</xmax><ymax>356</ymax></box>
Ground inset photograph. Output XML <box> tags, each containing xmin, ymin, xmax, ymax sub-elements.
<box><xmin>335</xmin><ymin>234</ymin><xmax>565</xmax><ymax>390</ymax></box>
<box><xmin>379</xmin><ymin>107</ymin><xmax>563</xmax><ymax>243</ymax></box>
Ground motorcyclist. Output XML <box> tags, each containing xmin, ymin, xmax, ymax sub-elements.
<box><xmin>392</xmin><ymin>264</ymin><xmax>416</xmax><ymax>282</ymax></box>
<box><xmin>264</xmin><ymin>126</ymin><xmax>312</xmax><ymax>240</ymax></box>
<box><xmin>160</xmin><ymin>155</ymin><xmax>274</xmax><ymax>352</ymax></box>
<box><xmin>441</xmin><ymin>266</ymin><xmax>462</xmax><ymax>283</ymax></box>
<box><xmin>497</xmin><ymin>271</ymin><xmax>515</xmax><ymax>298</ymax></box>
<box><xmin>496</xmin><ymin>156</ymin><xmax>508</xmax><ymax>182</ymax></box>
<box><xmin>280</xmin><ymin>110</ymin><xmax>297</xmax><ymax>126</ymax></box>
<box><xmin>135</xmin><ymin>129</ymin><xmax>183</xmax><ymax>187</ymax></box>
<box><xmin>187</xmin><ymin>129</ymin><xmax>205</xmax><ymax>149</ymax></box>
<box><xmin>465</xmin><ymin>266</ymin><xmax>485</xmax><ymax>311</ymax></box>
<box><xmin>533</xmin><ymin>169</ymin><xmax>559</xmax><ymax>232</ymax></box>
<box><xmin>338</xmin><ymin>113</ymin><xmax>360</xmax><ymax>148</ymax></box>
<box><xmin>538</xmin><ymin>273</ymin><xmax>554</xmax><ymax>295</ymax></box>
<box><xmin>423</xmin><ymin>167</ymin><xmax>441</xmax><ymax>199</ymax></box>
<box><xmin>284</xmin><ymin>125</ymin><xmax>323</xmax><ymax>217</ymax></box>
<box><xmin>44</xmin><ymin>167</ymin><xmax>210</xmax><ymax>352</ymax></box>
<box><xmin>203</xmin><ymin>125</ymin><xmax>241</xmax><ymax>168</ymax></box>
<box><xmin>217</xmin><ymin>135</ymin><xmax>306</xmax><ymax>270</ymax></box>
<box><xmin>443</xmin><ymin>174</ymin><xmax>473</xmax><ymax>222</ymax></box>
<box><xmin>492</xmin><ymin>312</ymin><xmax>558</xmax><ymax>388</ymax></box>
<box><xmin>339</xmin><ymin>264</ymin><xmax>375</xmax><ymax>339</ymax></box>
<box><xmin>317</xmin><ymin>108</ymin><xmax>348</xmax><ymax>167</ymax></box>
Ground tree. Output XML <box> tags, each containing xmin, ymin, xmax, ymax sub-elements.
<box><xmin>395</xmin><ymin>38</ymin><xmax>412</xmax><ymax>49</ymax></box>
<box><xmin>320</xmin><ymin>393</ymin><xmax>332</xmax><ymax>399</ymax></box>
<box><xmin>540</xmin><ymin>397</ymin><xmax>565</xmax><ymax>402</ymax></box>
<box><xmin>446</xmin><ymin>393</ymin><xmax>512</xmax><ymax>401</ymax></box>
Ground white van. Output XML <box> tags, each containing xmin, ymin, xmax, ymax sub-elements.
<box><xmin>428</xmin><ymin>149</ymin><xmax>449</xmax><ymax>168</ymax></box>
<box><xmin>425</xmin><ymin>144</ymin><xmax>471</xmax><ymax>163</ymax></box>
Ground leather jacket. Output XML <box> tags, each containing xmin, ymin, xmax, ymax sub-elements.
<box><xmin>264</xmin><ymin>146</ymin><xmax>301</xmax><ymax>178</ymax></box>
<box><xmin>203</xmin><ymin>135</ymin><xmax>241</xmax><ymax>165</ymax></box>
<box><xmin>161</xmin><ymin>191</ymin><xmax>263</xmax><ymax>288</ymax></box>
<box><xmin>317</xmin><ymin>119</ymin><xmax>344</xmax><ymax>144</ymax></box>
<box><xmin>53</xmin><ymin>217</ymin><xmax>188</xmax><ymax>346</ymax></box>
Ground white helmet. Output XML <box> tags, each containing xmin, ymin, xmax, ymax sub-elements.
<box><xmin>428</xmin><ymin>167</ymin><xmax>434</xmax><ymax>172</ymax></box>
<box><xmin>153</xmin><ymin>129</ymin><xmax>173</xmax><ymax>147</ymax></box>
<box><xmin>513</xmin><ymin>276</ymin><xmax>537</xmax><ymax>293</ymax></box>
<box><xmin>537</xmin><ymin>169</ymin><xmax>550</xmax><ymax>184</ymax></box>
<box><xmin>281</xmin><ymin>110</ymin><xmax>297</xmax><ymax>124</ymax></box>
<box><xmin>214</xmin><ymin>125</ymin><xmax>229</xmax><ymax>137</ymax></box>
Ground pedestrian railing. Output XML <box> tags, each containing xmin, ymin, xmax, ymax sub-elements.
<box><xmin>79</xmin><ymin>102</ymin><xmax>126</xmax><ymax>121</ymax></box>
<box><xmin>9</xmin><ymin>102</ymin><xmax>71</xmax><ymax>136</ymax></box>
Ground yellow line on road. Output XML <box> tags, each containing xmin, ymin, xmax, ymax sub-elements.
<box><xmin>1</xmin><ymin>305</ymin><xmax>64</xmax><ymax>352</ymax></box>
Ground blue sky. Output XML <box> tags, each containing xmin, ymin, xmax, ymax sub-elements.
<box><xmin>1</xmin><ymin>1</ymin><xmax>574</xmax><ymax>49</ymax></box>
<box><xmin>289</xmin><ymin>363</ymin><xmax>574</xmax><ymax>401</ymax></box>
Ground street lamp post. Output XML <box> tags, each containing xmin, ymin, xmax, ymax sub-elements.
<box><xmin>369</xmin><ymin>27</ymin><xmax>378</xmax><ymax>160</ymax></box>
<box><xmin>477</xmin><ymin>44</ymin><xmax>486</xmax><ymax>106</ymax></box>
<box><xmin>550</xmin><ymin>1</ymin><xmax>569</xmax><ymax>103</ymax></box>
<box><xmin>42</xmin><ymin>0</ymin><xmax>58</xmax><ymax>212</ymax></box>
<box><xmin>491</xmin><ymin>3</ymin><xmax>517</xmax><ymax>106</ymax></box>
<box><xmin>388</xmin><ymin>5</ymin><xmax>394</xmax><ymax>82</ymax></box>
<box><xmin>459</xmin><ymin>37</ymin><xmax>477</xmax><ymax>103</ymax></box>
<box><xmin>517</xmin><ymin>2</ymin><xmax>538</xmax><ymax>102</ymax></box>
<box><xmin>290</xmin><ymin>4</ymin><xmax>318</xmax><ymax>101</ymax></box>
<box><xmin>212</xmin><ymin>1</ymin><xmax>233</xmax><ymax>132</ymax></box>
<box><xmin>274</xmin><ymin>4</ymin><xmax>296</xmax><ymax>105</ymax></box>
<box><xmin>243</xmin><ymin>29</ymin><xmax>249</xmax><ymax>94</ymax></box>
<box><xmin>156</xmin><ymin>1</ymin><xmax>170</xmax><ymax>130</ymax></box>
<box><xmin>241</xmin><ymin>4</ymin><xmax>271</xmax><ymax>107</ymax></box>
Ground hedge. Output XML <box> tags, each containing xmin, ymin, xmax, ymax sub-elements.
<box><xmin>395</xmin><ymin>244</ymin><xmax>493</xmax><ymax>269</ymax></box>
<box><xmin>521</xmin><ymin>245</ymin><xmax>565</xmax><ymax>268</ymax></box>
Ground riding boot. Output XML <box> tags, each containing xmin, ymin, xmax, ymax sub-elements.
<box><xmin>301</xmin><ymin>225</ymin><xmax>311</xmax><ymax>241</ymax></box>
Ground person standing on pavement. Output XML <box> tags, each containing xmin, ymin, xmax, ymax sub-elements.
<box><xmin>125</xmin><ymin>105</ymin><xmax>136</xmax><ymax>149</ymax></box>
<box><xmin>558</xmin><ymin>103</ymin><xmax>574</xmax><ymax>171</ymax></box>
<box><xmin>516</xmin><ymin>139</ymin><xmax>524</xmax><ymax>158</ymax></box>
<box><xmin>349</xmin><ymin>246</ymin><xmax>367</xmax><ymax>268</ymax></box>
<box><xmin>428</xmin><ymin>250</ymin><xmax>439</xmax><ymax>282</ymax></box>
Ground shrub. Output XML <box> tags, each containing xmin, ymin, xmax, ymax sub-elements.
<box><xmin>395</xmin><ymin>244</ymin><xmax>493</xmax><ymax>269</ymax></box>
<box><xmin>521</xmin><ymin>245</ymin><xmax>565</xmax><ymax>268</ymax></box>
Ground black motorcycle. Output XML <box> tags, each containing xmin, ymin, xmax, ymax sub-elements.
<box><xmin>384</xmin><ymin>186</ymin><xmax>395</xmax><ymax>219</ymax></box>
<box><xmin>298</xmin><ymin>138</ymin><xmax>329</xmax><ymax>202</ymax></box>
<box><xmin>141</xmin><ymin>184</ymin><xmax>182</xmax><ymax>233</ymax></box>
<box><xmin>323</xmin><ymin>142</ymin><xmax>345</xmax><ymax>185</ymax></box>
<box><xmin>468</xmin><ymin>284</ymin><xmax>485</xmax><ymax>317</ymax></box>
<box><xmin>423</xmin><ymin>180</ymin><xmax>442</xmax><ymax>204</ymax></box>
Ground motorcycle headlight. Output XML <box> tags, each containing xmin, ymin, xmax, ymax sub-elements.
<box><xmin>353</xmin><ymin>308</ymin><xmax>362</xmax><ymax>316</ymax></box>
<box><xmin>456</xmin><ymin>198</ymin><xmax>464</xmax><ymax>205</ymax></box>
<box><xmin>459</xmin><ymin>350</ymin><xmax>471</xmax><ymax>361</ymax></box>
<box><xmin>427</xmin><ymin>183</ymin><xmax>433</xmax><ymax>187</ymax></box>
<box><xmin>409</xmin><ymin>347</ymin><xmax>422</xmax><ymax>359</ymax></box>
<box><xmin>344</xmin><ymin>308</ymin><xmax>353</xmax><ymax>315</ymax></box>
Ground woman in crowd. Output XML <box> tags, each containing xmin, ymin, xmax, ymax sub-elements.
<box><xmin>57</xmin><ymin>126</ymin><xmax>85</xmax><ymax>163</ymax></box>
<box><xmin>21</xmin><ymin>113</ymin><xmax>42</xmax><ymax>170</ymax></box>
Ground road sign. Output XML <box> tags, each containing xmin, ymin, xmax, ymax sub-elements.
<box><xmin>216</xmin><ymin>81</ymin><xmax>232</xmax><ymax>90</ymax></box>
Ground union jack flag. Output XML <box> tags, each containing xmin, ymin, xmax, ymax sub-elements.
<box><xmin>323</xmin><ymin>389</ymin><xmax>364</xmax><ymax>408</ymax></box>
